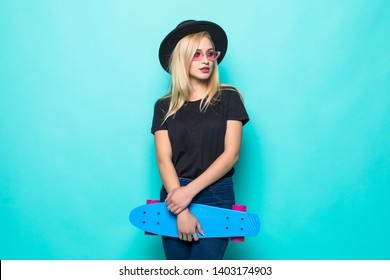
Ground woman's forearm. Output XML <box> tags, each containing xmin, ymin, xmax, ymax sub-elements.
<box><xmin>156</xmin><ymin>158</ymin><xmax>181</xmax><ymax>193</ymax></box>
<box><xmin>185</xmin><ymin>150</ymin><xmax>239</xmax><ymax>197</ymax></box>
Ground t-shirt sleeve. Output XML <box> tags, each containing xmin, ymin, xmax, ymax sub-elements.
<box><xmin>226</xmin><ymin>90</ymin><xmax>250</xmax><ymax>126</ymax></box>
<box><xmin>151</xmin><ymin>99</ymin><xmax>168</xmax><ymax>134</ymax></box>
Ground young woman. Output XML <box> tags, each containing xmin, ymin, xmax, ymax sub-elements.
<box><xmin>151</xmin><ymin>20</ymin><xmax>249</xmax><ymax>260</ymax></box>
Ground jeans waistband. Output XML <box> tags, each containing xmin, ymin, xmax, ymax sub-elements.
<box><xmin>179</xmin><ymin>176</ymin><xmax>233</xmax><ymax>187</ymax></box>
<box><xmin>160</xmin><ymin>176</ymin><xmax>235</xmax><ymax>207</ymax></box>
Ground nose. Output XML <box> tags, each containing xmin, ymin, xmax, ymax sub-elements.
<box><xmin>201</xmin><ymin>55</ymin><xmax>210</xmax><ymax>64</ymax></box>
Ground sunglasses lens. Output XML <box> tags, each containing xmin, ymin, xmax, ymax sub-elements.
<box><xmin>192</xmin><ymin>51</ymin><xmax>221</xmax><ymax>61</ymax></box>
<box><xmin>207</xmin><ymin>51</ymin><xmax>216</xmax><ymax>61</ymax></box>
<box><xmin>193</xmin><ymin>51</ymin><xmax>202</xmax><ymax>61</ymax></box>
<box><xmin>208</xmin><ymin>51</ymin><xmax>221</xmax><ymax>61</ymax></box>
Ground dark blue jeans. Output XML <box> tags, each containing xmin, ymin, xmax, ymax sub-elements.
<box><xmin>160</xmin><ymin>177</ymin><xmax>235</xmax><ymax>260</ymax></box>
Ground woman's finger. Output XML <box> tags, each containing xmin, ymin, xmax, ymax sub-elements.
<box><xmin>192</xmin><ymin>233</ymin><xmax>199</xmax><ymax>241</ymax></box>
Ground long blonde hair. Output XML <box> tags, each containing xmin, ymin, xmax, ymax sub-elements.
<box><xmin>163</xmin><ymin>32</ymin><xmax>221</xmax><ymax>122</ymax></box>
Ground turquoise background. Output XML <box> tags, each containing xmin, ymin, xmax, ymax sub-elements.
<box><xmin>1</xmin><ymin>0</ymin><xmax>389</xmax><ymax>260</ymax></box>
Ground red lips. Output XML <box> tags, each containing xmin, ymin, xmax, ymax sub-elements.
<box><xmin>200</xmin><ymin>67</ymin><xmax>210</xmax><ymax>73</ymax></box>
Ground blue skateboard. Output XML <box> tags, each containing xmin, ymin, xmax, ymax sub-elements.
<box><xmin>129</xmin><ymin>200</ymin><xmax>260</xmax><ymax>241</ymax></box>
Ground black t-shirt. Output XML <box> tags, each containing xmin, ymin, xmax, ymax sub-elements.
<box><xmin>151</xmin><ymin>86</ymin><xmax>249</xmax><ymax>179</ymax></box>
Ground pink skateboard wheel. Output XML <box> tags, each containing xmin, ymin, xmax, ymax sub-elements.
<box><xmin>231</xmin><ymin>204</ymin><xmax>247</xmax><ymax>242</ymax></box>
<box><xmin>145</xmin><ymin>199</ymin><xmax>160</xmax><ymax>235</ymax></box>
<box><xmin>232</xmin><ymin>204</ymin><xmax>247</xmax><ymax>211</ymax></box>
<box><xmin>147</xmin><ymin>199</ymin><xmax>160</xmax><ymax>204</ymax></box>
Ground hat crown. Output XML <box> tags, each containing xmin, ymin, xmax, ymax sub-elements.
<box><xmin>159</xmin><ymin>20</ymin><xmax>228</xmax><ymax>73</ymax></box>
<box><xmin>176</xmin><ymin>20</ymin><xmax>196</xmax><ymax>28</ymax></box>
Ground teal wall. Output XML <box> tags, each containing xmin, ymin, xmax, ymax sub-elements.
<box><xmin>1</xmin><ymin>0</ymin><xmax>389</xmax><ymax>260</ymax></box>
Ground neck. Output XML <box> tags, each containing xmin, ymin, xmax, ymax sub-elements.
<box><xmin>189</xmin><ymin>78</ymin><xmax>208</xmax><ymax>101</ymax></box>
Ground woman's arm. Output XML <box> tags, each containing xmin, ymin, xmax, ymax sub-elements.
<box><xmin>154</xmin><ymin>130</ymin><xmax>181</xmax><ymax>193</ymax></box>
<box><xmin>154</xmin><ymin>130</ymin><xmax>204</xmax><ymax>241</ymax></box>
<box><xmin>166</xmin><ymin>120</ymin><xmax>243</xmax><ymax>214</ymax></box>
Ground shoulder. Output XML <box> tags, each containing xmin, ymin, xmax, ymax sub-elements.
<box><xmin>220</xmin><ymin>84</ymin><xmax>240</xmax><ymax>93</ymax></box>
<box><xmin>154</xmin><ymin>95</ymin><xmax>171</xmax><ymax>110</ymax></box>
<box><xmin>218</xmin><ymin>84</ymin><xmax>249</xmax><ymax>124</ymax></box>
<box><xmin>219</xmin><ymin>84</ymin><xmax>244</xmax><ymax>102</ymax></box>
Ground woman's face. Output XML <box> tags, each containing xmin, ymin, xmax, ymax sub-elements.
<box><xmin>188</xmin><ymin>36</ymin><xmax>217</xmax><ymax>82</ymax></box>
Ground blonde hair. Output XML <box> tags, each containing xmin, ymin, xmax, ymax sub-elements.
<box><xmin>163</xmin><ymin>32</ymin><xmax>221</xmax><ymax>122</ymax></box>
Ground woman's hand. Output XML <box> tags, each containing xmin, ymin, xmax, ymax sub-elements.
<box><xmin>166</xmin><ymin>186</ymin><xmax>194</xmax><ymax>214</ymax></box>
<box><xmin>176</xmin><ymin>209</ymin><xmax>204</xmax><ymax>241</ymax></box>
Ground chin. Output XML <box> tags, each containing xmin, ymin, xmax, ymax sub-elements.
<box><xmin>191</xmin><ymin>74</ymin><xmax>211</xmax><ymax>81</ymax></box>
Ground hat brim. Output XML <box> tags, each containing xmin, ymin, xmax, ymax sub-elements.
<box><xmin>159</xmin><ymin>20</ymin><xmax>228</xmax><ymax>72</ymax></box>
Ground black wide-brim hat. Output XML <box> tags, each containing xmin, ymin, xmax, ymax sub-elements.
<box><xmin>159</xmin><ymin>20</ymin><xmax>228</xmax><ymax>72</ymax></box>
